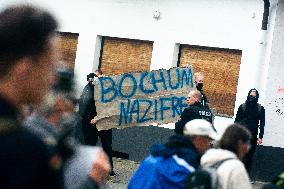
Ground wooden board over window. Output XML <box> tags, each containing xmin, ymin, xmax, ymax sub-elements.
<box><xmin>100</xmin><ymin>37</ymin><xmax>153</xmax><ymax>75</ymax></box>
<box><xmin>57</xmin><ymin>32</ymin><xmax>79</xmax><ymax>69</ymax></box>
<box><xmin>179</xmin><ymin>45</ymin><xmax>242</xmax><ymax>116</ymax></box>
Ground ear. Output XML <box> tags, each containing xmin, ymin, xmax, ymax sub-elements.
<box><xmin>11</xmin><ymin>58</ymin><xmax>33</xmax><ymax>82</ymax></box>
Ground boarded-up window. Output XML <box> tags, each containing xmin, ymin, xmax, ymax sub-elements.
<box><xmin>179</xmin><ymin>45</ymin><xmax>242</xmax><ymax>116</ymax></box>
<box><xmin>100</xmin><ymin>37</ymin><xmax>153</xmax><ymax>75</ymax></box>
<box><xmin>57</xmin><ymin>32</ymin><xmax>79</xmax><ymax>69</ymax></box>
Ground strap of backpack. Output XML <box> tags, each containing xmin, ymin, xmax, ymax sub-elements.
<box><xmin>210</xmin><ymin>158</ymin><xmax>235</xmax><ymax>169</ymax></box>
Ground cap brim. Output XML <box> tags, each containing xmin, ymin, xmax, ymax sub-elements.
<box><xmin>209</xmin><ymin>132</ymin><xmax>221</xmax><ymax>141</ymax></box>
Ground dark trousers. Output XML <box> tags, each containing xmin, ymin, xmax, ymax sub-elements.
<box><xmin>243</xmin><ymin>137</ymin><xmax>257</xmax><ymax>173</ymax></box>
<box><xmin>82</xmin><ymin>122</ymin><xmax>113</xmax><ymax>169</ymax></box>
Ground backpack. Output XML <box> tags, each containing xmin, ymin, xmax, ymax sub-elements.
<box><xmin>184</xmin><ymin>158</ymin><xmax>233</xmax><ymax>189</ymax></box>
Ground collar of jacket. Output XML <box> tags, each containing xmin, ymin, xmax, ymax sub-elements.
<box><xmin>150</xmin><ymin>135</ymin><xmax>201</xmax><ymax>169</ymax></box>
<box><xmin>191</xmin><ymin>102</ymin><xmax>202</xmax><ymax>107</ymax></box>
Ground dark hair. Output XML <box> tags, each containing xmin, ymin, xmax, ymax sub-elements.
<box><xmin>53</xmin><ymin>67</ymin><xmax>74</xmax><ymax>93</ymax></box>
<box><xmin>0</xmin><ymin>5</ymin><xmax>58</xmax><ymax>76</ymax></box>
<box><xmin>87</xmin><ymin>73</ymin><xmax>95</xmax><ymax>80</ymax></box>
<box><xmin>219</xmin><ymin>124</ymin><xmax>252</xmax><ymax>155</ymax></box>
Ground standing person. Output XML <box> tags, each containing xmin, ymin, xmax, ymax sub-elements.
<box><xmin>0</xmin><ymin>4</ymin><xmax>61</xmax><ymax>188</ymax></box>
<box><xmin>194</xmin><ymin>72</ymin><xmax>209</xmax><ymax>107</ymax></box>
<box><xmin>79</xmin><ymin>69</ymin><xmax>115</xmax><ymax>176</ymax></box>
<box><xmin>235</xmin><ymin>88</ymin><xmax>265</xmax><ymax>172</ymax></box>
<box><xmin>24</xmin><ymin>67</ymin><xmax>111</xmax><ymax>189</ymax></box>
<box><xmin>175</xmin><ymin>90</ymin><xmax>213</xmax><ymax>135</ymax></box>
<box><xmin>128</xmin><ymin>119</ymin><xmax>219</xmax><ymax>189</ymax></box>
<box><xmin>198</xmin><ymin>124</ymin><xmax>252</xmax><ymax>189</ymax></box>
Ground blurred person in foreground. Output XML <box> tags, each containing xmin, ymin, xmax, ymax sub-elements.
<box><xmin>235</xmin><ymin>88</ymin><xmax>265</xmax><ymax>172</ymax></box>
<box><xmin>175</xmin><ymin>90</ymin><xmax>213</xmax><ymax>135</ymax></box>
<box><xmin>24</xmin><ymin>66</ymin><xmax>111</xmax><ymax>188</ymax></box>
<box><xmin>198</xmin><ymin>124</ymin><xmax>252</xmax><ymax>189</ymax></box>
<box><xmin>128</xmin><ymin>119</ymin><xmax>219</xmax><ymax>189</ymax></box>
<box><xmin>0</xmin><ymin>4</ymin><xmax>61</xmax><ymax>188</ymax></box>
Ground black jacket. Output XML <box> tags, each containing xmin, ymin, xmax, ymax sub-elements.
<box><xmin>175</xmin><ymin>102</ymin><xmax>213</xmax><ymax>135</ymax></box>
<box><xmin>235</xmin><ymin>89</ymin><xmax>265</xmax><ymax>139</ymax></box>
<box><xmin>79</xmin><ymin>83</ymin><xmax>97</xmax><ymax>123</ymax></box>
<box><xmin>0</xmin><ymin>96</ymin><xmax>61</xmax><ymax>189</ymax></box>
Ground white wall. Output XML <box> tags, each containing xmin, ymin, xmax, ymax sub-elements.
<box><xmin>263</xmin><ymin>0</ymin><xmax>284</xmax><ymax>148</ymax></box>
<box><xmin>1</xmin><ymin>0</ymin><xmax>281</xmax><ymax>146</ymax></box>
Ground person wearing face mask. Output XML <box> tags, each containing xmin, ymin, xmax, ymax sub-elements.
<box><xmin>79</xmin><ymin>69</ymin><xmax>116</xmax><ymax>176</ymax></box>
<box><xmin>194</xmin><ymin>72</ymin><xmax>209</xmax><ymax>107</ymax></box>
<box><xmin>235</xmin><ymin>88</ymin><xmax>265</xmax><ymax>173</ymax></box>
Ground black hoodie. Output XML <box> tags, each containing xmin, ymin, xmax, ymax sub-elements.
<box><xmin>235</xmin><ymin>89</ymin><xmax>265</xmax><ymax>139</ymax></box>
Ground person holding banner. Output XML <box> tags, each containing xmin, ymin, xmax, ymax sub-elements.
<box><xmin>175</xmin><ymin>90</ymin><xmax>213</xmax><ymax>135</ymax></box>
<box><xmin>79</xmin><ymin>69</ymin><xmax>115</xmax><ymax>177</ymax></box>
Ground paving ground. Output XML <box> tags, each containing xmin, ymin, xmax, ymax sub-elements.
<box><xmin>105</xmin><ymin>158</ymin><xmax>267</xmax><ymax>189</ymax></box>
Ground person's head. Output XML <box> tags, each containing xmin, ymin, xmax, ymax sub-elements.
<box><xmin>87</xmin><ymin>73</ymin><xmax>95</xmax><ymax>85</ymax></box>
<box><xmin>219</xmin><ymin>124</ymin><xmax>252</xmax><ymax>159</ymax></box>
<box><xmin>183</xmin><ymin>119</ymin><xmax>220</xmax><ymax>154</ymax></box>
<box><xmin>194</xmin><ymin>72</ymin><xmax>204</xmax><ymax>91</ymax></box>
<box><xmin>246</xmin><ymin>88</ymin><xmax>259</xmax><ymax>104</ymax></box>
<box><xmin>187</xmin><ymin>90</ymin><xmax>202</xmax><ymax>105</ymax></box>
<box><xmin>94</xmin><ymin>69</ymin><xmax>103</xmax><ymax>77</ymax></box>
<box><xmin>0</xmin><ymin>5</ymin><xmax>59</xmax><ymax>106</ymax></box>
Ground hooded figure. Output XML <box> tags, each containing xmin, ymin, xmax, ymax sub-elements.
<box><xmin>235</xmin><ymin>88</ymin><xmax>265</xmax><ymax>172</ymax></box>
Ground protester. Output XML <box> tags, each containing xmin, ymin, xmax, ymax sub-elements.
<box><xmin>128</xmin><ymin>119</ymin><xmax>219</xmax><ymax>189</ymax></box>
<box><xmin>79</xmin><ymin>69</ymin><xmax>115</xmax><ymax>176</ymax></box>
<box><xmin>235</xmin><ymin>88</ymin><xmax>265</xmax><ymax>172</ymax></box>
<box><xmin>194</xmin><ymin>72</ymin><xmax>209</xmax><ymax>107</ymax></box>
<box><xmin>24</xmin><ymin>66</ymin><xmax>111</xmax><ymax>188</ymax></box>
<box><xmin>199</xmin><ymin>124</ymin><xmax>252</xmax><ymax>189</ymax></box>
<box><xmin>0</xmin><ymin>4</ymin><xmax>61</xmax><ymax>188</ymax></box>
<box><xmin>175</xmin><ymin>90</ymin><xmax>213</xmax><ymax>135</ymax></box>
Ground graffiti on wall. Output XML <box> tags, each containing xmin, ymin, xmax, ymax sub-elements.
<box><xmin>274</xmin><ymin>97</ymin><xmax>284</xmax><ymax>116</ymax></box>
<box><xmin>277</xmin><ymin>87</ymin><xmax>284</xmax><ymax>93</ymax></box>
<box><xmin>94</xmin><ymin>67</ymin><xmax>194</xmax><ymax>130</ymax></box>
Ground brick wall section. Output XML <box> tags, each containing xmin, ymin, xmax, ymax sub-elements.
<box><xmin>58</xmin><ymin>32</ymin><xmax>79</xmax><ymax>69</ymax></box>
<box><xmin>180</xmin><ymin>45</ymin><xmax>242</xmax><ymax>116</ymax></box>
<box><xmin>100</xmin><ymin>37</ymin><xmax>153</xmax><ymax>75</ymax></box>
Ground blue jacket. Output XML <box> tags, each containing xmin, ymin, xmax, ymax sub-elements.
<box><xmin>128</xmin><ymin>135</ymin><xmax>200</xmax><ymax>189</ymax></box>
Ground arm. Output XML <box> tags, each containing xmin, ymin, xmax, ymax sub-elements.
<box><xmin>234</xmin><ymin>105</ymin><xmax>243</xmax><ymax>123</ymax></box>
<box><xmin>258</xmin><ymin>106</ymin><xmax>265</xmax><ymax>144</ymax></box>
<box><xmin>175</xmin><ymin>108</ymin><xmax>189</xmax><ymax>135</ymax></box>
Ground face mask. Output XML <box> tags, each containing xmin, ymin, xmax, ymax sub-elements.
<box><xmin>196</xmin><ymin>83</ymin><xmax>203</xmax><ymax>91</ymax></box>
<box><xmin>248</xmin><ymin>95</ymin><xmax>257</xmax><ymax>103</ymax></box>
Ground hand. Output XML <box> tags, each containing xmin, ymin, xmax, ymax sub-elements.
<box><xmin>257</xmin><ymin>138</ymin><xmax>263</xmax><ymax>145</ymax></box>
<box><xmin>90</xmin><ymin>118</ymin><xmax>97</xmax><ymax>125</ymax></box>
<box><xmin>89</xmin><ymin>150</ymin><xmax>111</xmax><ymax>184</ymax></box>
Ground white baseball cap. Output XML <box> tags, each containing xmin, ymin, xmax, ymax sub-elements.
<box><xmin>183</xmin><ymin>119</ymin><xmax>220</xmax><ymax>140</ymax></box>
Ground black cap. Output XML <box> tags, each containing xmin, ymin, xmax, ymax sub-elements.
<box><xmin>87</xmin><ymin>73</ymin><xmax>95</xmax><ymax>80</ymax></box>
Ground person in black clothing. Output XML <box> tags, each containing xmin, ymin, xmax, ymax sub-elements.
<box><xmin>79</xmin><ymin>69</ymin><xmax>115</xmax><ymax>176</ymax></box>
<box><xmin>194</xmin><ymin>72</ymin><xmax>209</xmax><ymax>107</ymax></box>
<box><xmin>235</xmin><ymin>88</ymin><xmax>265</xmax><ymax>172</ymax></box>
<box><xmin>0</xmin><ymin>4</ymin><xmax>61</xmax><ymax>189</ymax></box>
<box><xmin>175</xmin><ymin>90</ymin><xmax>213</xmax><ymax>135</ymax></box>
